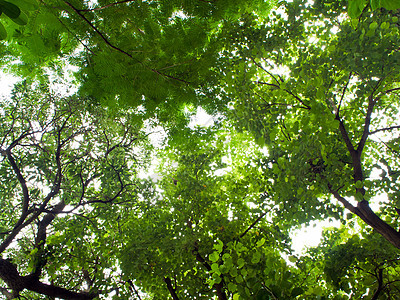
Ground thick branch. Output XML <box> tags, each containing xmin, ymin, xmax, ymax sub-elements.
<box><xmin>193</xmin><ymin>244</ymin><xmax>227</xmax><ymax>300</ymax></box>
<box><xmin>371</xmin><ymin>268</ymin><xmax>383</xmax><ymax>300</ymax></box>
<box><xmin>336</xmin><ymin>117</ymin><xmax>355</xmax><ymax>154</ymax></box>
<box><xmin>328</xmin><ymin>186</ymin><xmax>357</xmax><ymax>214</ymax></box>
<box><xmin>164</xmin><ymin>277</ymin><xmax>180</xmax><ymax>300</ymax></box>
<box><xmin>0</xmin><ymin>258</ymin><xmax>96</xmax><ymax>299</ymax></box>
<box><xmin>357</xmin><ymin>94</ymin><xmax>376</xmax><ymax>154</ymax></box>
<box><xmin>336</xmin><ymin>116</ymin><xmax>365</xmax><ymax>186</ymax></box>
<box><xmin>5</xmin><ymin>150</ymin><xmax>30</xmax><ymax>223</ymax></box>
<box><xmin>32</xmin><ymin>201</ymin><xmax>66</xmax><ymax>278</ymax></box>
<box><xmin>329</xmin><ymin>187</ymin><xmax>400</xmax><ymax>250</ymax></box>
<box><xmin>0</xmin><ymin>135</ymin><xmax>64</xmax><ymax>254</ymax></box>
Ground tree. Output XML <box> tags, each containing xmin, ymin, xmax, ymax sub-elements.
<box><xmin>0</xmin><ymin>81</ymin><xmax>149</xmax><ymax>299</ymax></box>
<box><xmin>120</xmin><ymin>126</ymin><xmax>308</xmax><ymax>299</ymax></box>
<box><xmin>1</xmin><ymin>0</ymin><xmax>400</xmax><ymax>299</ymax></box>
<box><xmin>0</xmin><ymin>0</ymin><xmax>273</xmax><ymax>121</ymax></box>
<box><xmin>215</xmin><ymin>0</ymin><xmax>400</xmax><ymax>249</ymax></box>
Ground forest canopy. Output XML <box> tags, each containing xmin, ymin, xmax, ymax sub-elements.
<box><xmin>0</xmin><ymin>0</ymin><xmax>400</xmax><ymax>299</ymax></box>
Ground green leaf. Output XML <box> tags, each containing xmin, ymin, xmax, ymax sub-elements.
<box><xmin>0</xmin><ymin>21</ymin><xmax>6</xmax><ymax>39</ymax></box>
<box><xmin>209</xmin><ymin>251</ymin><xmax>220</xmax><ymax>262</ymax></box>
<box><xmin>251</xmin><ymin>251</ymin><xmax>261</xmax><ymax>264</ymax></box>
<box><xmin>0</xmin><ymin>0</ymin><xmax>20</xmax><ymax>18</ymax></box>
<box><xmin>211</xmin><ymin>263</ymin><xmax>220</xmax><ymax>272</ymax></box>
<box><xmin>214</xmin><ymin>239</ymin><xmax>224</xmax><ymax>253</ymax></box>
<box><xmin>10</xmin><ymin>11</ymin><xmax>28</xmax><ymax>25</ymax></box>
<box><xmin>228</xmin><ymin>282</ymin><xmax>237</xmax><ymax>292</ymax></box>
<box><xmin>370</xmin><ymin>0</ymin><xmax>381</xmax><ymax>10</ymax></box>
<box><xmin>297</xmin><ymin>187</ymin><xmax>304</xmax><ymax>195</ymax></box>
<box><xmin>348</xmin><ymin>0</ymin><xmax>364</xmax><ymax>18</ymax></box>
<box><xmin>256</xmin><ymin>238</ymin><xmax>266</xmax><ymax>247</ymax></box>
<box><xmin>381</xmin><ymin>0</ymin><xmax>400</xmax><ymax>9</ymax></box>
<box><xmin>355</xmin><ymin>180</ymin><xmax>363</xmax><ymax>188</ymax></box>
<box><xmin>235</xmin><ymin>275</ymin><xmax>244</xmax><ymax>283</ymax></box>
<box><xmin>237</xmin><ymin>258</ymin><xmax>245</xmax><ymax>269</ymax></box>
<box><xmin>369</xmin><ymin>22</ymin><xmax>378</xmax><ymax>30</ymax></box>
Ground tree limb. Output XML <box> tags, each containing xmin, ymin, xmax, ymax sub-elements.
<box><xmin>127</xmin><ymin>280</ymin><xmax>142</xmax><ymax>300</ymax></box>
<box><xmin>0</xmin><ymin>258</ymin><xmax>96</xmax><ymax>299</ymax></box>
<box><xmin>239</xmin><ymin>211</ymin><xmax>268</xmax><ymax>238</ymax></box>
<box><xmin>192</xmin><ymin>244</ymin><xmax>227</xmax><ymax>300</ymax></box>
<box><xmin>63</xmin><ymin>1</ymin><xmax>190</xmax><ymax>84</ymax></box>
<box><xmin>369</xmin><ymin>125</ymin><xmax>400</xmax><ymax>135</ymax></box>
<box><xmin>77</xmin><ymin>0</ymin><xmax>136</xmax><ymax>11</ymax></box>
<box><xmin>336</xmin><ymin>72</ymin><xmax>352</xmax><ymax>117</ymax></box>
<box><xmin>357</xmin><ymin>90</ymin><xmax>379</xmax><ymax>155</ymax></box>
<box><xmin>164</xmin><ymin>277</ymin><xmax>180</xmax><ymax>300</ymax></box>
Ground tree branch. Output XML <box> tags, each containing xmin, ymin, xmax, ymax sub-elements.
<box><xmin>383</xmin><ymin>87</ymin><xmax>400</xmax><ymax>94</ymax></box>
<box><xmin>64</xmin><ymin>1</ymin><xmax>190</xmax><ymax>84</ymax></box>
<box><xmin>336</xmin><ymin>72</ymin><xmax>352</xmax><ymax>117</ymax></box>
<box><xmin>0</xmin><ymin>258</ymin><xmax>96</xmax><ymax>299</ymax></box>
<box><xmin>371</xmin><ymin>268</ymin><xmax>383</xmax><ymax>300</ymax></box>
<box><xmin>357</xmin><ymin>89</ymin><xmax>379</xmax><ymax>154</ymax></box>
<box><xmin>63</xmin><ymin>1</ymin><xmax>136</xmax><ymax>59</ymax></box>
<box><xmin>31</xmin><ymin>201</ymin><xmax>66</xmax><ymax>278</ymax></box>
<box><xmin>5</xmin><ymin>150</ymin><xmax>30</xmax><ymax>221</ymax></box>
<box><xmin>164</xmin><ymin>277</ymin><xmax>180</xmax><ymax>300</ymax></box>
<box><xmin>127</xmin><ymin>280</ymin><xmax>142</xmax><ymax>300</ymax></box>
<box><xmin>77</xmin><ymin>0</ymin><xmax>136</xmax><ymax>11</ymax></box>
<box><xmin>328</xmin><ymin>185</ymin><xmax>357</xmax><ymax>214</ymax></box>
<box><xmin>250</xmin><ymin>57</ymin><xmax>281</xmax><ymax>86</ymax></box>
<box><xmin>254</xmin><ymin>81</ymin><xmax>280</xmax><ymax>89</ymax></box>
<box><xmin>369</xmin><ymin>125</ymin><xmax>400</xmax><ymax>135</ymax></box>
<box><xmin>192</xmin><ymin>244</ymin><xmax>227</xmax><ymax>300</ymax></box>
<box><xmin>239</xmin><ymin>211</ymin><xmax>268</xmax><ymax>238</ymax></box>
<box><xmin>336</xmin><ymin>117</ymin><xmax>355</xmax><ymax>154</ymax></box>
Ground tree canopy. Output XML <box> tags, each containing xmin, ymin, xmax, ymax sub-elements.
<box><xmin>1</xmin><ymin>0</ymin><xmax>400</xmax><ymax>299</ymax></box>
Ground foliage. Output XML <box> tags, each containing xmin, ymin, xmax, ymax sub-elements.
<box><xmin>0</xmin><ymin>0</ymin><xmax>400</xmax><ymax>299</ymax></box>
<box><xmin>218</xmin><ymin>0</ymin><xmax>400</xmax><ymax>247</ymax></box>
<box><xmin>0</xmin><ymin>0</ymin><xmax>28</xmax><ymax>40</ymax></box>
<box><xmin>303</xmin><ymin>220</ymin><xmax>400</xmax><ymax>298</ymax></box>
<box><xmin>347</xmin><ymin>0</ymin><xmax>400</xmax><ymax>18</ymax></box>
<box><xmin>0</xmin><ymin>81</ymin><xmax>150</xmax><ymax>299</ymax></box>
